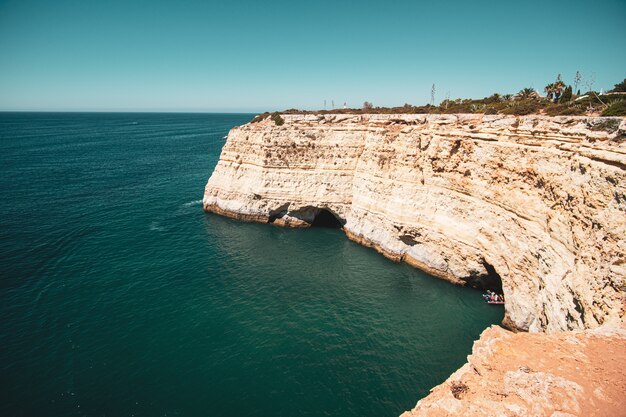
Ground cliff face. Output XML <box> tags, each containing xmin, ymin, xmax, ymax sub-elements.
<box><xmin>204</xmin><ymin>114</ymin><xmax>625</xmax><ymax>333</ymax></box>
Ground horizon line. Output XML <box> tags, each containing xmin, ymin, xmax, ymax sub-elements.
<box><xmin>0</xmin><ymin>110</ymin><xmax>261</xmax><ymax>114</ymax></box>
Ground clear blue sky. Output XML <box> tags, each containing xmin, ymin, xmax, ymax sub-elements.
<box><xmin>1</xmin><ymin>0</ymin><xmax>625</xmax><ymax>112</ymax></box>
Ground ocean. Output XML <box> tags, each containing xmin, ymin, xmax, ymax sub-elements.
<box><xmin>0</xmin><ymin>112</ymin><xmax>502</xmax><ymax>417</ymax></box>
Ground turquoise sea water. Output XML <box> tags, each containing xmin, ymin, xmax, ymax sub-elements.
<box><xmin>0</xmin><ymin>113</ymin><xmax>502</xmax><ymax>417</ymax></box>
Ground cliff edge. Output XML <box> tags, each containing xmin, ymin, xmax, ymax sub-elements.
<box><xmin>204</xmin><ymin>113</ymin><xmax>625</xmax><ymax>333</ymax></box>
<box><xmin>203</xmin><ymin>113</ymin><xmax>626</xmax><ymax>415</ymax></box>
<box><xmin>400</xmin><ymin>324</ymin><xmax>626</xmax><ymax>417</ymax></box>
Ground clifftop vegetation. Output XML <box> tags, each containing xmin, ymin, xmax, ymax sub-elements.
<box><xmin>274</xmin><ymin>76</ymin><xmax>626</xmax><ymax>119</ymax></box>
<box><xmin>250</xmin><ymin>112</ymin><xmax>285</xmax><ymax>126</ymax></box>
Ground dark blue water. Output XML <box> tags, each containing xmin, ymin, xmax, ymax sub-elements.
<box><xmin>0</xmin><ymin>112</ymin><xmax>502</xmax><ymax>417</ymax></box>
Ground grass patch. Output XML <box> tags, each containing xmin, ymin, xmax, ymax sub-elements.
<box><xmin>499</xmin><ymin>100</ymin><xmax>542</xmax><ymax>115</ymax></box>
<box><xmin>602</xmin><ymin>101</ymin><xmax>626</xmax><ymax>117</ymax></box>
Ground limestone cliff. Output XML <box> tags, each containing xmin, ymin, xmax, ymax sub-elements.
<box><xmin>204</xmin><ymin>113</ymin><xmax>625</xmax><ymax>333</ymax></box>
<box><xmin>204</xmin><ymin>113</ymin><xmax>626</xmax><ymax>416</ymax></box>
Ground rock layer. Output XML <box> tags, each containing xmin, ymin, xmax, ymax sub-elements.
<box><xmin>204</xmin><ymin>113</ymin><xmax>625</xmax><ymax>333</ymax></box>
<box><xmin>400</xmin><ymin>324</ymin><xmax>626</xmax><ymax>417</ymax></box>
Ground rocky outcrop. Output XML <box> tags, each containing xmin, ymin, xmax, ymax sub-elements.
<box><xmin>204</xmin><ymin>113</ymin><xmax>625</xmax><ymax>333</ymax></box>
<box><xmin>204</xmin><ymin>113</ymin><xmax>626</xmax><ymax>416</ymax></box>
<box><xmin>400</xmin><ymin>324</ymin><xmax>626</xmax><ymax>417</ymax></box>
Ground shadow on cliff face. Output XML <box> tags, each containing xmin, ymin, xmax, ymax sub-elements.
<box><xmin>464</xmin><ymin>261</ymin><xmax>504</xmax><ymax>294</ymax></box>
<box><xmin>311</xmin><ymin>208</ymin><xmax>344</xmax><ymax>228</ymax></box>
<box><xmin>267</xmin><ymin>205</ymin><xmax>345</xmax><ymax>228</ymax></box>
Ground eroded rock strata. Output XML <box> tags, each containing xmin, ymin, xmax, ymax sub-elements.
<box><xmin>204</xmin><ymin>113</ymin><xmax>625</xmax><ymax>334</ymax></box>
<box><xmin>204</xmin><ymin>114</ymin><xmax>626</xmax><ymax>414</ymax></box>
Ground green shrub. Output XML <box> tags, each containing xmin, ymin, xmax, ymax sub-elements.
<box><xmin>270</xmin><ymin>112</ymin><xmax>285</xmax><ymax>126</ymax></box>
<box><xmin>251</xmin><ymin>112</ymin><xmax>270</xmax><ymax>123</ymax></box>
<box><xmin>500</xmin><ymin>100</ymin><xmax>541</xmax><ymax>115</ymax></box>
<box><xmin>610</xmin><ymin>78</ymin><xmax>626</xmax><ymax>93</ymax></box>
<box><xmin>249</xmin><ymin>112</ymin><xmax>285</xmax><ymax>125</ymax></box>
<box><xmin>273</xmin><ymin>77</ymin><xmax>626</xmax><ymax>117</ymax></box>
<box><xmin>560</xmin><ymin>86</ymin><xmax>573</xmax><ymax>102</ymax></box>
<box><xmin>516</xmin><ymin>87</ymin><xmax>536</xmax><ymax>99</ymax></box>
<box><xmin>602</xmin><ymin>94</ymin><xmax>626</xmax><ymax>104</ymax></box>
<box><xmin>601</xmin><ymin>101</ymin><xmax>626</xmax><ymax>117</ymax></box>
<box><xmin>556</xmin><ymin>106</ymin><xmax>585</xmax><ymax>116</ymax></box>
<box><xmin>544</xmin><ymin>105</ymin><xmax>563</xmax><ymax>116</ymax></box>
<box><xmin>544</xmin><ymin>102</ymin><xmax>585</xmax><ymax>116</ymax></box>
<box><xmin>483</xmin><ymin>94</ymin><xmax>502</xmax><ymax>104</ymax></box>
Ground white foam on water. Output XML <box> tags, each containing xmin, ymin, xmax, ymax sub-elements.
<box><xmin>183</xmin><ymin>199</ymin><xmax>203</xmax><ymax>207</ymax></box>
<box><xmin>149</xmin><ymin>222</ymin><xmax>165</xmax><ymax>232</ymax></box>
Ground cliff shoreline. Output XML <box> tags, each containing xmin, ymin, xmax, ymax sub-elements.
<box><xmin>204</xmin><ymin>113</ymin><xmax>625</xmax><ymax>332</ymax></box>
<box><xmin>203</xmin><ymin>113</ymin><xmax>626</xmax><ymax>415</ymax></box>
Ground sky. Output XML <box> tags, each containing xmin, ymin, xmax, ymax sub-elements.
<box><xmin>0</xmin><ymin>0</ymin><xmax>625</xmax><ymax>112</ymax></box>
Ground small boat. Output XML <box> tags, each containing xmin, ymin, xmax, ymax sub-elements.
<box><xmin>483</xmin><ymin>292</ymin><xmax>504</xmax><ymax>305</ymax></box>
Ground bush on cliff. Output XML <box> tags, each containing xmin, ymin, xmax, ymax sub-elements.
<box><xmin>560</xmin><ymin>86</ymin><xmax>573</xmax><ymax>102</ymax></box>
<box><xmin>544</xmin><ymin>102</ymin><xmax>586</xmax><ymax>116</ymax></box>
<box><xmin>500</xmin><ymin>100</ymin><xmax>542</xmax><ymax>115</ymax></box>
<box><xmin>250</xmin><ymin>112</ymin><xmax>285</xmax><ymax>126</ymax></box>
<box><xmin>251</xmin><ymin>112</ymin><xmax>270</xmax><ymax>123</ymax></box>
<box><xmin>270</xmin><ymin>112</ymin><xmax>285</xmax><ymax>126</ymax></box>
<box><xmin>602</xmin><ymin>100</ymin><xmax>626</xmax><ymax>116</ymax></box>
<box><xmin>609</xmin><ymin>78</ymin><xmax>626</xmax><ymax>93</ymax></box>
<box><xmin>274</xmin><ymin>75</ymin><xmax>625</xmax><ymax>116</ymax></box>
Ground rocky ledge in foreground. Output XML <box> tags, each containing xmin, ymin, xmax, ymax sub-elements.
<box><xmin>401</xmin><ymin>324</ymin><xmax>626</xmax><ymax>417</ymax></box>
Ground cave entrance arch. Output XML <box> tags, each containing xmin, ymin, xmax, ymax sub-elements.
<box><xmin>481</xmin><ymin>261</ymin><xmax>503</xmax><ymax>294</ymax></box>
<box><xmin>464</xmin><ymin>260</ymin><xmax>503</xmax><ymax>294</ymax></box>
<box><xmin>311</xmin><ymin>208</ymin><xmax>344</xmax><ymax>228</ymax></box>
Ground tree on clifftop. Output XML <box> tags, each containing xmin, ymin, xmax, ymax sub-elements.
<box><xmin>610</xmin><ymin>78</ymin><xmax>626</xmax><ymax>92</ymax></box>
<box><xmin>516</xmin><ymin>87</ymin><xmax>536</xmax><ymax>100</ymax></box>
<box><xmin>363</xmin><ymin>101</ymin><xmax>373</xmax><ymax>110</ymax></box>
<box><xmin>560</xmin><ymin>85</ymin><xmax>573</xmax><ymax>102</ymax></box>
<box><xmin>545</xmin><ymin>75</ymin><xmax>566</xmax><ymax>102</ymax></box>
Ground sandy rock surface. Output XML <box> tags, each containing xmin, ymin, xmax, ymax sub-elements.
<box><xmin>400</xmin><ymin>324</ymin><xmax>626</xmax><ymax>417</ymax></box>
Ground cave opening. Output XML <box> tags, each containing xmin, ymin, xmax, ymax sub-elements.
<box><xmin>311</xmin><ymin>209</ymin><xmax>344</xmax><ymax>228</ymax></box>
<box><xmin>481</xmin><ymin>261</ymin><xmax>503</xmax><ymax>294</ymax></box>
<box><xmin>464</xmin><ymin>261</ymin><xmax>504</xmax><ymax>294</ymax></box>
<box><xmin>479</xmin><ymin>261</ymin><xmax>503</xmax><ymax>294</ymax></box>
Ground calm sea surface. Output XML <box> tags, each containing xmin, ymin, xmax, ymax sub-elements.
<box><xmin>0</xmin><ymin>112</ymin><xmax>502</xmax><ymax>417</ymax></box>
